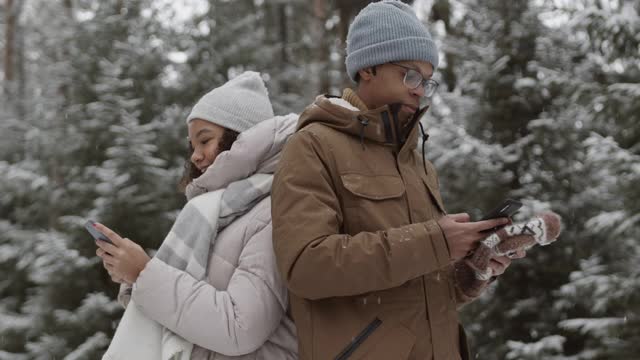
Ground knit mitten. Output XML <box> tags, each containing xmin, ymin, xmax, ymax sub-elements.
<box><xmin>455</xmin><ymin>212</ymin><xmax>562</xmax><ymax>300</ymax></box>
<box><xmin>453</xmin><ymin>261</ymin><xmax>487</xmax><ymax>303</ymax></box>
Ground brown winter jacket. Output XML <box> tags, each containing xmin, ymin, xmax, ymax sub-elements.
<box><xmin>272</xmin><ymin>89</ymin><xmax>471</xmax><ymax>360</ymax></box>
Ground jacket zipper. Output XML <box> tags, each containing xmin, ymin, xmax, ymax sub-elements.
<box><xmin>334</xmin><ymin>318</ymin><xmax>383</xmax><ymax>360</ymax></box>
<box><xmin>390</xmin><ymin>104</ymin><xmax>404</xmax><ymax>146</ymax></box>
<box><xmin>380</xmin><ymin>111</ymin><xmax>394</xmax><ymax>145</ymax></box>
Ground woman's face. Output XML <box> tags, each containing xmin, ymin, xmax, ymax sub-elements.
<box><xmin>187</xmin><ymin>119</ymin><xmax>226</xmax><ymax>173</ymax></box>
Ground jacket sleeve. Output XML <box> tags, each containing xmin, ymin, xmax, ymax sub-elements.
<box><xmin>131</xmin><ymin>222</ymin><xmax>287</xmax><ymax>356</ymax></box>
<box><xmin>272</xmin><ymin>130</ymin><xmax>452</xmax><ymax>300</ymax></box>
<box><xmin>117</xmin><ymin>283</ymin><xmax>132</xmax><ymax>308</ymax></box>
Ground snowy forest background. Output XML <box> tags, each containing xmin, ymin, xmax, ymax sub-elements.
<box><xmin>1</xmin><ymin>0</ymin><xmax>638</xmax><ymax>359</ymax></box>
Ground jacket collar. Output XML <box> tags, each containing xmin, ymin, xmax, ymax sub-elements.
<box><xmin>342</xmin><ymin>88</ymin><xmax>368</xmax><ymax>111</ymax></box>
<box><xmin>186</xmin><ymin>114</ymin><xmax>297</xmax><ymax>200</ymax></box>
<box><xmin>297</xmin><ymin>89</ymin><xmax>429</xmax><ymax>153</ymax></box>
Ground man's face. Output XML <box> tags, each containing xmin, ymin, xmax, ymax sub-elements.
<box><xmin>358</xmin><ymin>60</ymin><xmax>434</xmax><ymax>122</ymax></box>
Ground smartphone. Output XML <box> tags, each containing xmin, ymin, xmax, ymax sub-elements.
<box><xmin>479</xmin><ymin>199</ymin><xmax>523</xmax><ymax>234</ymax></box>
<box><xmin>84</xmin><ymin>220</ymin><xmax>112</xmax><ymax>243</ymax></box>
<box><xmin>480</xmin><ymin>199</ymin><xmax>522</xmax><ymax>221</ymax></box>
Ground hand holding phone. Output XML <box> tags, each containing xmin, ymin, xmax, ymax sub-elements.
<box><xmin>84</xmin><ymin>220</ymin><xmax>113</xmax><ymax>244</ymax></box>
<box><xmin>479</xmin><ymin>199</ymin><xmax>522</xmax><ymax>233</ymax></box>
<box><xmin>480</xmin><ymin>199</ymin><xmax>522</xmax><ymax>221</ymax></box>
<box><xmin>438</xmin><ymin>213</ymin><xmax>510</xmax><ymax>261</ymax></box>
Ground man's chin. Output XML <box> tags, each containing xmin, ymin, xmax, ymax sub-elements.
<box><xmin>397</xmin><ymin>112</ymin><xmax>414</xmax><ymax>124</ymax></box>
<box><xmin>388</xmin><ymin>103</ymin><xmax>417</xmax><ymax>123</ymax></box>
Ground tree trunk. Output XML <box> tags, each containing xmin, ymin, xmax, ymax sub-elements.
<box><xmin>4</xmin><ymin>0</ymin><xmax>16</xmax><ymax>93</ymax></box>
<box><xmin>337</xmin><ymin>4</ymin><xmax>352</xmax><ymax>89</ymax></box>
<box><xmin>278</xmin><ymin>3</ymin><xmax>290</xmax><ymax>93</ymax></box>
<box><xmin>48</xmin><ymin>0</ymin><xmax>73</xmax><ymax>230</ymax></box>
<box><xmin>64</xmin><ymin>0</ymin><xmax>72</xmax><ymax>17</ymax></box>
<box><xmin>15</xmin><ymin>1</ymin><xmax>25</xmax><ymax>119</ymax></box>
<box><xmin>312</xmin><ymin>0</ymin><xmax>330</xmax><ymax>94</ymax></box>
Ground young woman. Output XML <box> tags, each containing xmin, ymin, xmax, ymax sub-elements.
<box><xmin>96</xmin><ymin>71</ymin><xmax>298</xmax><ymax>360</ymax></box>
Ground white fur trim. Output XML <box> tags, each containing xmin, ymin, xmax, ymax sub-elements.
<box><xmin>326</xmin><ymin>97</ymin><xmax>360</xmax><ymax>111</ymax></box>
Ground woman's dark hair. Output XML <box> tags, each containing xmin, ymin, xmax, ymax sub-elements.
<box><xmin>178</xmin><ymin>128</ymin><xmax>240</xmax><ymax>192</ymax></box>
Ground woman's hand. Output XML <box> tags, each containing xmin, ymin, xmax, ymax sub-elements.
<box><xmin>94</xmin><ymin>223</ymin><xmax>151</xmax><ymax>284</ymax></box>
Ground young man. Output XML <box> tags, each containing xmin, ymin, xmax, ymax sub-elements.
<box><xmin>272</xmin><ymin>1</ymin><xmax>522</xmax><ymax>359</ymax></box>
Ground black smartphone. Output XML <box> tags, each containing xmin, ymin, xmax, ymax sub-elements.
<box><xmin>84</xmin><ymin>220</ymin><xmax>112</xmax><ymax>244</ymax></box>
<box><xmin>479</xmin><ymin>198</ymin><xmax>522</xmax><ymax>235</ymax></box>
<box><xmin>480</xmin><ymin>199</ymin><xmax>522</xmax><ymax>221</ymax></box>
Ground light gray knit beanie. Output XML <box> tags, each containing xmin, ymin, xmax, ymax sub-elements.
<box><xmin>186</xmin><ymin>71</ymin><xmax>274</xmax><ymax>133</ymax></box>
<box><xmin>345</xmin><ymin>0</ymin><xmax>439</xmax><ymax>82</ymax></box>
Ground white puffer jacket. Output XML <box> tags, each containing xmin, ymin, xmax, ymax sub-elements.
<box><xmin>120</xmin><ymin>114</ymin><xmax>298</xmax><ymax>360</ymax></box>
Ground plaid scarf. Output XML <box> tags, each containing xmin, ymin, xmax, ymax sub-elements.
<box><xmin>155</xmin><ymin>174</ymin><xmax>273</xmax><ymax>281</ymax></box>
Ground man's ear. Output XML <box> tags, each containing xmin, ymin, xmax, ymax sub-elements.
<box><xmin>357</xmin><ymin>67</ymin><xmax>376</xmax><ymax>81</ymax></box>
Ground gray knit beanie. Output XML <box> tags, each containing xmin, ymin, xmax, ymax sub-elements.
<box><xmin>186</xmin><ymin>71</ymin><xmax>274</xmax><ymax>133</ymax></box>
<box><xmin>345</xmin><ymin>0</ymin><xmax>439</xmax><ymax>82</ymax></box>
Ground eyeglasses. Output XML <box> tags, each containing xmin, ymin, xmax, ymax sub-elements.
<box><xmin>389</xmin><ymin>63</ymin><xmax>439</xmax><ymax>97</ymax></box>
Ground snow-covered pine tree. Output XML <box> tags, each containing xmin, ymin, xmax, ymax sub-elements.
<box><xmin>523</xmin><ymin>1</ymin><xmax>640</xmax><ymax>358</ymax></box>
<box><xmin>0</xmin><ymin>1</ymin><xmax>120</xmax><ymax>357</ymax></box>
<box><xmin>422</xmin><ymin>0</ymin><xmax>639</xmax><ymax>358</ymax></box>
<box><xmin>1</xmin><ymin>1</ymin><xmax>183</xmax><ymax>357</ymax></box>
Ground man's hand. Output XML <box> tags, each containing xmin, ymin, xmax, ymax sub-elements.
<box><xmin>437</xmin><ymin>213</ymin><xmax>510</xmax><ymax>261</ymax></box>
<box><xmin>94</xmin><ymin>223</ymin><xmax>151</xmax><ymax>284</ymax></box>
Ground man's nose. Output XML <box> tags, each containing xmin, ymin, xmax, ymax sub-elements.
<box><xmin>410</xmin><ymin>83</ymin><xmax>426</xmax><ymax>98</ymax></box>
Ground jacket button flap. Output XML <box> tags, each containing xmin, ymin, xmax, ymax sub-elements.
<box><xmin>340</xmin><ymin>173</ymin><xmax>405</xmax><ymax>200</ymax></box>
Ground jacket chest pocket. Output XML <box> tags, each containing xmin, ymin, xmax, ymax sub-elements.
<box><xmin>417</xmin><ymin>169</ymin><xmax>446</xmax><ymax>215</ymax></box>
<box><xmin>339</xmin><ymin>173</ymin><xmax>407</xmax><ymax>234</ymax></box>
